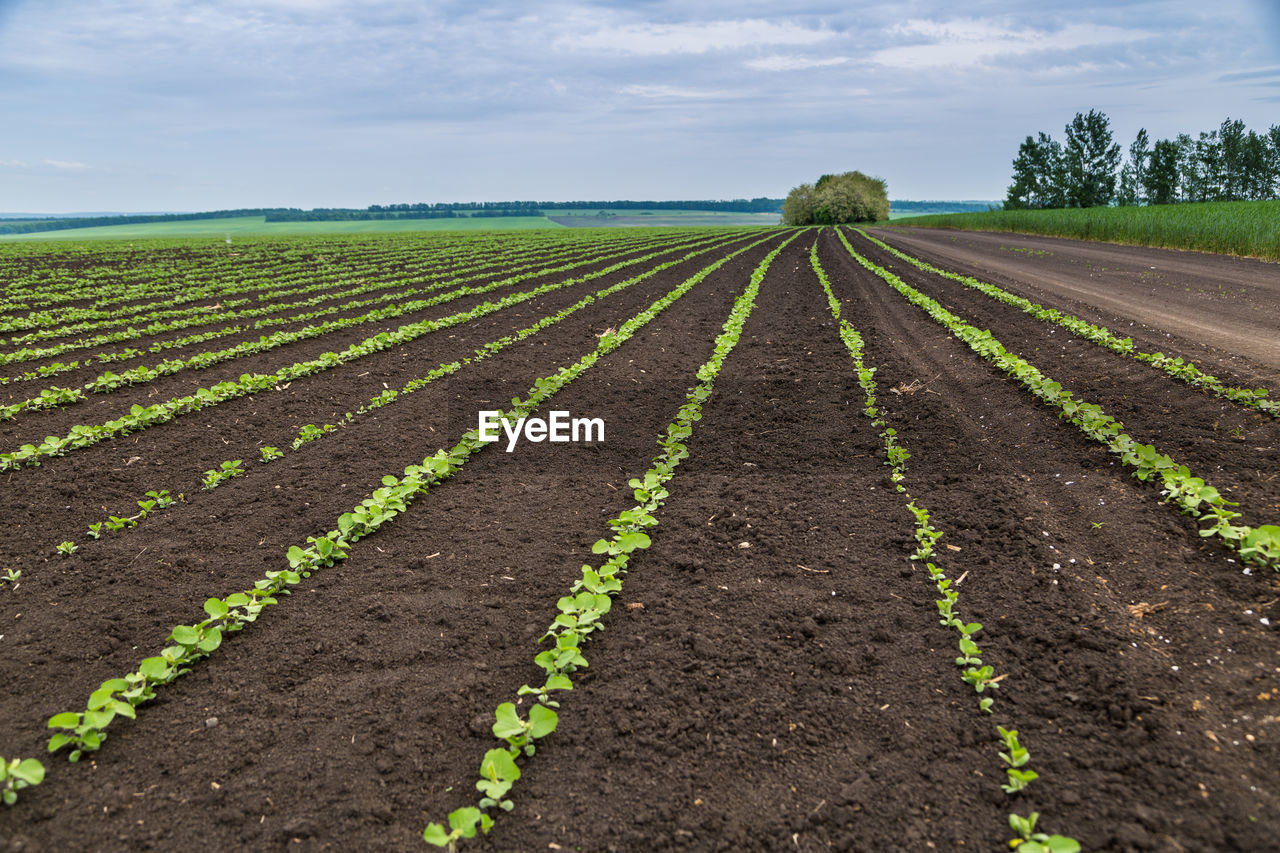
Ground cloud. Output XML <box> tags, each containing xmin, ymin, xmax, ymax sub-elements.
<box><xmin>0</xmin><ymin>159</ymin><xmax>29</xmax><ymax>168</ymax></box>
<box><xmin>1217</xmin><ymin>66</ymin><xmax>1280</xmax><ymax>82</ymax></box>
<box><xmin>559</xmin><ymin>19</ymin><xmax>834</xmax><ymax>55</ymax></box>
<box><xmin>745</xmin><ymin>55</ymin><xmax>850</xmax><ymax>72</ymax></box>
<box><xmin>620</xmin><ymin>84</ymin><xmax>729</xmax><ymax>99</ymax></box>
<box><xmin>871</xmin><ymin>19</ymin><xmax>1152</xmax><ymax>71</ymax></box>
<box><xmin>43</xmin><ymin>159</ymin><xmax>90</xmax><ymax>170</ymax></box>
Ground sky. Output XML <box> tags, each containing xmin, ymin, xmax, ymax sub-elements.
<box><xmin>1</xmin><ymin>0</ymin><xmax>1278</xmax><ymax>212</ymax></box>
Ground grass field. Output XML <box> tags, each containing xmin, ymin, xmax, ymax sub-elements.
<box><xmin>888</xmin><ymin>199</ymin><xmax>1280</xmax><ymax>262</ymax></box>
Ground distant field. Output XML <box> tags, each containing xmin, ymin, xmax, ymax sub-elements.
<box><xmin>0</xmin><ymin>215</ymin><xmax>565</xmax><ymax>241</ymax></box>
<box><xmin>0</xmin><ymin>211</ymin><xmax>787</xmax><ymax>240</ymax></box>
<box><xmin>890</xmin><ymin>199</ymin><xmax>1280</xmax><ymax>262</ymax></box>
<box><xmin>548</xmin><ymin>211</ymin><xmax>779</xmax><ymax>227</ymax></box>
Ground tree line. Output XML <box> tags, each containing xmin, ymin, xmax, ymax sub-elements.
<box><xmin>1006</xmin><ymin>111</ymin><xmax>1280</xmax><ymax>209</ymax></box>
<box><xmin>0</xmin><ymin>198</ymin><xmax>787</xmax><ymax>235</ymax></box>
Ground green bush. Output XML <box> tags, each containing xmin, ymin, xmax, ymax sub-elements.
<box><xmin>783</xmin><ymin>171</ymin><xmax>888</xmax><ymax>225</ymax></box>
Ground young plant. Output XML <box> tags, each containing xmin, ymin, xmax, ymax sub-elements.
<box><xmin>259</xmin><ymin>445</ymin><xmax>283</xmax><ymax>462</ymax></box>
<box><xmin>422</xmin><ymin>807</ymin><xmax>493</xmax><ymax>850</ymax></box>
<box><xmin>55</xmin><ymin>540</ymin><xmax>77</xmax><ymax>557</ymax></box>
<box><xmin>201</xmin><ymin>459</ymin><xmax>245</xmax><ymax>490</ymax></box>
<box><xmin>1008</xmin><ymin>812</ymin><xmax>1081</xmax><ymax>852</ymax></box>
<box><xmin>1</xmin><ymin>756</ymin><xmax>45</xmax><ymax>805</ymax></box>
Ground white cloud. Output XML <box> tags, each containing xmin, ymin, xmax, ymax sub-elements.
<box><xmin>872</xmin><ymin>19</ymin><xmax>1151</xmax><ymax>70</ymax></box>
<box><xmin>561</xmin><ymin>19</ymin><xmax>834</xmax><ymax>55</ymax></box>
<box><xmin>620</xmin><ymin>84</ymin><xmax>728</xmax><ymax>99</ymax></box>
<box><xmin>746</xmin><ymin>55</ymin><xmax>850</xmax><ymax>72</ymax></box>
<box><xmin>44</xmin><ymin>159</ymin><xmax>90</xmax><ymax>170</ymax></box>
<box><xmin>0</xmin><ymin>160</ymin><xmax>30</xmax><ymax>168</ymax></box>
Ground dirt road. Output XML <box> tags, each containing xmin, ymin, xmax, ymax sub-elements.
<box><xmin>868</xmin><ymin>226</ymin><xmax>1280</xmax><ymax>381</ymax></box>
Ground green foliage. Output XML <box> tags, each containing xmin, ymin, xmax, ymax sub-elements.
<box><xmin>1062</xmin><ymin>109</ymin><xmax>1121</xmax><ymax>208</ymax></box>
<box><xmin>1003</xmin><ymin>112</ymin><xmax>1280</xmax><ymax>214</ymax></box>
<box><xmin>783</xmin><ymin>171</ymin><xmax>889</xmax><ymax>225</ymax></box>
<box><xmin>1006</xmin><ymin>133</ymin><xmax>1066</xmax><ymax>210</ymax></box>
<box><xmin>1</xmin><ymin>756</ymin><xmax>45</xmax><ymax>805</ymax></box>
<box><xmin>1008</xmin><ymin>813</ymin><xmax>1081</xmax><ymax>852</ymax></box>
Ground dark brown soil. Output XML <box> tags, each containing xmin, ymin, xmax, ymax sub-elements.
<box><xmin>1</xmin><ymin>229</ymin><xmax>1278</xmax><ymax>852</ymax></box>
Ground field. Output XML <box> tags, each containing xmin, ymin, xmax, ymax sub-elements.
<box><xmin>0</xmin><ymin>225</ymin><xmax>1277</xmax><ymax>851</ymax></box>
<box><xmin>0</xmin><ymin>212</ymin><xmax>785</xmax><ymax>242</ymax></box>
<box><xmin>892</xmin><ymin>199</ymin><xmax>1280</xmax><ymax>263</ymax></box>
<box><xmin>0</xmin><ymin>216</ymin><xmax>567</xmax><ymax>242</ymax></box>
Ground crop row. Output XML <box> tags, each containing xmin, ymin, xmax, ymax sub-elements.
<box><xmin>24</xmin><ymin>233</ymin><xmax>785</xmax><ymax>802</ymax></box>
<box><xmin>54</xmin><ymin>232</ymin><xmax>766</xmax><ymax>552</ymax></box>
<box><xmin>0</xmin><ymin>232</ymin><xmax>541</xmax><ymax>331</ymax></box>
<box><xmin>836</xmin><ymin>229</ymin><xmax>1280</xmax><ymax>568</ymax></box>
<box><xmin>0</xmin><ymin>231</ymin><xmax>728</xmax><ymax>418</ymax></box>
<box><xmin>856</xmin><ymin>230</ymin><xmax>1279</xmax><ymax>417</ymax></box>
<box><xmin>0</xmin><ymin>228</ymin><xmax>674</xmax><ymax>317</ymax></box>
<box><xmin>0</xmin><ymin>228</ymin><xmax>673</xmax><ymax>345</ymax></box>
<box><xmin>0</xmin><ymin>232</ymin><xmax>774</xmax><ymax>472</ymax></box>
<box><xmin>0</xmin><ymin>230</ymin><xmax>695</xmax><ymax>371</ymax></box>
<box><xmin>423</xmin><ymin>231</ymin><xmax>801</xmax><ymax>848</ymax></box>
<box><xmin>811</xmin><ymin>238</ymin><xmax>1078</xmax><ymax>853</ymax></box>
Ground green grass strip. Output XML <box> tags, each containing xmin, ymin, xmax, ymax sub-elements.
<box><xmin>888</xmin><ymin>199</ymin><xmax>1280</xmax><ymax>263</ymax></box>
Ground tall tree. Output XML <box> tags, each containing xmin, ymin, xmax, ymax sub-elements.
<box><xmin>1143</xmin><ymin>138</ymin><xmax>1180</xmax><ymax>205</ymax></box>
<box><xmin>1005</xmin><ymin>132</ymin><xmax>1065</xmax><ymax>209</ymax></box>
<box><xmin>1141</xmin><ymin>139</ymin><xmax>1177</xmax><ymax>207</ymax></box>
<box><xmin>1062</xmin><ymin>110</ymin><xmax>1121</xmax><ymax>207</ymax></box>
<box><xmin>1269</xmin><ymin>125</ymin><xmax>1280</xmax><ymax>198</ymax></box>
<box><xmin>1126</xmin><ymin>128</ymin><xmax>1150</xmax><ymax>205</ymax></box>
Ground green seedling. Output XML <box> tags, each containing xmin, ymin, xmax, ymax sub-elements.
<box><xmin>491</xmin><ymin>702</ymin><xmax>558</xmax><ymax>756</ymax></box>
<box><xmin>1003</xmin><ymin>768</ymin><xmax>1040</xmax><ymax>794</ymax></box>
<box><xmin>516</xmin><ymin>674</ymin><xmax>573</xmax><ymax>709</ymax></box>
<box><xmin>591</xmin><ymin>531</ymin><xmax>651</xmax><ymax>557</ymax></box>
<box><xmin>86</xmin><ymin>522</ymin><xmax>104</xmax><ymax>539</ymax></box>
<box><xmin>962</xmin><ymin>665</ymin><xmax>999</xmax><ymax>693</ymax></box>
<box><xmin>998</xmin><ymin>726</ymin><xmax>1030</xmax><ymax>767</ymax></box>
<box><xmin>145</xmin><ymin>489</ymin><xmax>175</xmax><ymax>508</ymax></box>
<box><xmin>1</xmin><ymin>756</ymin><xmax>45</xmax><ymax>805</ymax></box>
<box><xmin>201</xmin><ymin>459</ymin><xmax>245</xmax><ymax>490</ymax></box>
<box><xmin>1008</xmin><ymin>812</ymin><xmax>1080</xmax><ymax>852</ymax></box>
<box><xmin>259</xmin><ymin>445</ymin><xmax>283</xmax><ymax>462</ymax></box>
<box><xmin>476</xmin><ymin>747</ymin><xmax>520</xmax><ymax>811</ymax></box>
<box><xmin>55</xmin><ymin>540</ymin><xmax>77</xmax><ymax>557</ymax></box>
<box><xmin>1239</xmin><ymin>525</ymin><xmax>1280</xmax><ymax>566</ymax></box>
<box><xmin>423</xmin><ymin>807</ymin><xmax>493</xmax><ymax>850</ymax></box>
